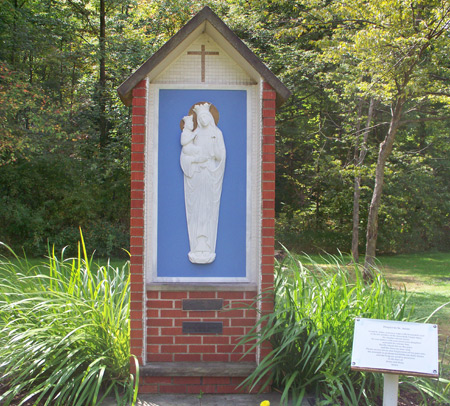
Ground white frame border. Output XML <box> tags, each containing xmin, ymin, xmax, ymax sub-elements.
<box><xmin>145</xmin><ymin>83</ymin><xmax>261</xmax><ymax>285</ymax></box>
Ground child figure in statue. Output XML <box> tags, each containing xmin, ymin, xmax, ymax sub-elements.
<box><xmin>180</xmin><ymin>115</ymin><xmax>200</xmax><ymax>157</ymax></box>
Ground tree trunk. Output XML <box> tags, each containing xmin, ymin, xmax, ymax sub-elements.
<box><xmin>12</xmin><ymin>0</ymin><xmax>18</xmax><ymax>68</ymax></box>
<box><xmin>70</xmin><ymin>60</ymin><xmax>76</xmax><ymax>116</ymax></box>
<box><xmin>59</xmin><ymin>39</ymin><xmax>64</xmax><ymax>106</ymax></box>
<box><xmin>352</xmin><ymin>176</ymin><xmax>362</xmax><ymax>262</ymax></box>
<box><xmin>364</xmin><ymin>96</ymin><xmax>405</xmax><ymax>277</ymax></box>
<box><xmin>29</xmin><ymin>51</ymin><xmax>33</xmax><ymax>84</ymax></box>
<box><xmin>99</xmin><ymin>0</ymin><xmax>107</xmax><ymax>147</ymax></box>
<box><xmin>352</xmin><ymin>97</ymin><xmax>375</xmax><ymax>262</ymax></box>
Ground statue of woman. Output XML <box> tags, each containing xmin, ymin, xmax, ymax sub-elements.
<box><xmin>180</xmin><ymin>103</ymin><xmax>226</xmax><ymax>264</ymax></box>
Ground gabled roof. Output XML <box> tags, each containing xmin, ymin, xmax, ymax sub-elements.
<box><xmin>117</xmin><ymin>6</ymin><xmax>291</xmax><ymax>108</ymax></box>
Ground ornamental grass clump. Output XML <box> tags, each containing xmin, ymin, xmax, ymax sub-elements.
<box><xmin>0</xmin><ymin>235</ymin><xmax>138</xmax><ymax>406</ymax></box>
<box><xmin>239</xmin><ymin>252</ymin><xmax>450</xmax><ymax>405</ymax></box>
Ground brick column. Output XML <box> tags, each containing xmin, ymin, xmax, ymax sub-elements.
<box><xmin>260</xmin><ymin>81</ymin><xmax>276</xmax><ymax>360</ymax></box>
<box><xmin>130</xmin><ymin>79</ymin><xmax>147</xmax><ymax>368</ymax></box>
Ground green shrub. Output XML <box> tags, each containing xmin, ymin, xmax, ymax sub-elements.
<box><xmin>0</xmin><ymin>155</ymin><xmax>130</xmax><ymax>259</ymax></box>
<box><xmin>275</xmin><ymin>213</ymin><xmax>351</xmax><ymax>254</ymax></box>
<box><xmin>0</xmin><ymin>234</ymin><xmax>138</xmax><ymax>406</ymax></box>
<box><xmin>238</xmin><ymin>252</ymin><xmax>450</xmax><ymax>405</ymax></box>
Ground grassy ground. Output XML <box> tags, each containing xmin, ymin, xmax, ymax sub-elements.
<box><xmin>377</xmin><ymin>253</ymin><xmax>450</xmax><ymax>381</ymax></box>
<box><xmin>299</xmin><ymin>252</ymin><xmax>450</xmax><ymax>380</ymax></box>
<box><xmin>376</xmin><ymin>253</ymin><xmax>450</xmax><ymax>325</ymax></box>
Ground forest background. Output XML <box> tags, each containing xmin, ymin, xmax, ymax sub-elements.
<box><xmin>1</xmin><ymin>0</ymin><xmax>449</xmax><ymax>260</ymax></box>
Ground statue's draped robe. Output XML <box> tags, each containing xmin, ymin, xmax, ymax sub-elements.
<box><xmin>180</xmin><ymin>121</ymin><xmax>226</xmax><ymax>264</ymax></box>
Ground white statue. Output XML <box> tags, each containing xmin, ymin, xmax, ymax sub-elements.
<box><xmin>180</xmin><ymin>103</ymin><xmax>226</xmax><ymax>264</ymax></box>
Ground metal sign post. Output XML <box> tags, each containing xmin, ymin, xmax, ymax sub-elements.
<box><xmin>383</xmin><ymin>374</ymin><xmax>399</xmax><ymax>406</ymax></box>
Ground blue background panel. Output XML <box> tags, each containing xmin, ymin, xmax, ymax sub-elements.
<box><xmin>157</xmin><ymin>89</ymin><xmax>247</xmax><ymax>278</ymax></box>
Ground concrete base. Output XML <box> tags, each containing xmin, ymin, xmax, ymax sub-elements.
<box><xmin>142</xmin><ymin>362</ymin><xmax>257</xmax><ymax>377</ymax></box>
<box><xmin>102</xmin><ymin>392</ymin><xmax>315</xmax><ymax>406</ymax></box>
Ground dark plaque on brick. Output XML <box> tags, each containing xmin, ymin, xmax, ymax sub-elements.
<box><xmin>182</xmin><ymin>321</ymin><xmax>223</xmax><ymax>334</ymax></box>
<box><xmin>183</xmin><ymin>299</ymin><xmax>223</xmax><ymax>311</ymax></box>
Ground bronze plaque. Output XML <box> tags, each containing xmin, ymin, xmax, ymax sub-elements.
<box><xmin>182</xmin><ymin>299</ymin><xmax>223</xmax><ymax>311</ymax></box>
<box><xmin>182</xmin><ymin>321</ymin><xmax>223</xmax><ymax>334</ymax></box>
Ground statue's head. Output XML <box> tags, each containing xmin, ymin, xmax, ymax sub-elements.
<box><xmin>183</xmin><ymin>115</ymin><xmax>194</xmax><ymax>131</ymax></box>
<box><xmin>194</xmin><ymin>103</ymin><xmax>213</xmax><ymax>127</ymax></box>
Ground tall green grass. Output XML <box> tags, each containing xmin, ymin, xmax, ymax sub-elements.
<box><xmin>0</xmin><ymin>235</ymin><xmax>138</xmax><ymax>406</ymax></box>
<box><xmin>238</xmin><ymin>252</ymin><xmax>450</xmax><ymax>405</ymax></box>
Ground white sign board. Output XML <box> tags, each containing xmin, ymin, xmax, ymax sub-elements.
<box><xmin>351</xmin><ymin>318</ymin><xmax>439</xmax><ymax>377</ymax></box>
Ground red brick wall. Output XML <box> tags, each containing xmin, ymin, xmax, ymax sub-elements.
<box><xmin>146</xmin><ymin>290</ymin><xmax>257</xmax><ymax>363</ymax></box>
<box><xmin>129</xmin><ymin>80</ymin><xmax>276</xmax><ymax>392</ymax></box>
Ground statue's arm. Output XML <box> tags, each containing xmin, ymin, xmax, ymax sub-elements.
<box><xmin>213</xmin><ymin>129</ymin><xmax>226</xmax><ymax>162</ymax></box>
<box><xmin>181</xmin><ymin>129</ymin><xmax>195</xmax><ymax>146</ymax></box>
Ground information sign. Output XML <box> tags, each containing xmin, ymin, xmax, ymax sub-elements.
<box><xmin>351</xmin><ymin>318</ymin><xmax>439</xmax><ymax>378</ymax></box>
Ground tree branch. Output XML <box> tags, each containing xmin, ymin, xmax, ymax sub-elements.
<box><xmin>400</xmin><ymin>116</ymin><xmax>450</xmax><ymax>125</ymax></box>
<box><xmin>426</xmin><ymin>92</ymin><xmax>450</xmax><ymax>97</ymax></box>
<box><xmin>429</xmin><ymin>74</ymin><xmax>450</xmax><ymax>82</ymax></box>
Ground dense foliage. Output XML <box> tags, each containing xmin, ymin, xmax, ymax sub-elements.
<box><xmin>0</xmin><ymin>238</ymin><xmax>137</xmax><ymax>406</ymax></box>
<box><xmin>238</xmin><ymin>254</ymin><xmax>450</xmax><ymax>405</ymax></box>
<box><xmin>0</xmin><ymin>0</ymin><xmax>449</xmax><ymax>256</ymax></box>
